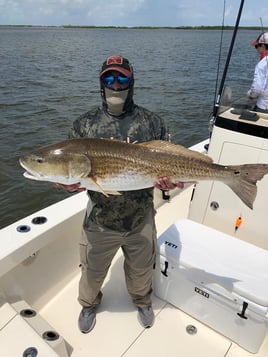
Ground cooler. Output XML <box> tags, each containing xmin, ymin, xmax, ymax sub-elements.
<box><xmin>154</xmin><ymin>219</ymin><xmax>268</xmax><ymax>353</ymax></box>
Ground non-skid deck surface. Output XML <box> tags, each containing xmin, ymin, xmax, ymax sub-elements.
<box><xmin>40</xmin><ymin>252</ymin><xmax>234</xmax><ymax>357</ymax></box>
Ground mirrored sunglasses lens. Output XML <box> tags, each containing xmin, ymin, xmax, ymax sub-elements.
<box><xmin>117</xmin><ymin>76</ymin><xmax>131</xmax><ymax>85</ymax></box>
<box><xmin>102</xmin><ymin>75</ymin><xmax>131</xmax><ymax>87</ymax></box>
<box><xmin>103</xmin><ymin>75</ymin><xmax>115</xmax><ymax>86</ymax></box>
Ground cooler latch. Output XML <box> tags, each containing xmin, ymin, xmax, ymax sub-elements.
<box><xmin>237</xmin><ymin>301</ymin><xmax>248</xmax><ymax>319</ymax></box>
<box><xmin>161</xmin><ymin>261</ymin><xmax>169</xmax><ymax>277</ymax></box>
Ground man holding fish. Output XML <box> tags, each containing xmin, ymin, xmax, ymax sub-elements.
<box><xmin>20</xmin><ymin>56</ymin><xmax>268</xmax><ymax>334</ymax></box>
<box><xmin>21</xmin><ymin>55</ymin><xmax>268</xmax><ymax>333</ymax></box>
<box><xmin>57</xmin><ymin>56</ymin><xmax>182</xmax><ymax>333</ymax></box>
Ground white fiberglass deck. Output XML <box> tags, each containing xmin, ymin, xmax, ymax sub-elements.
<box><xmin>39</xmin><ymin>250</ymin><xmax>268</xmax><ymax>357</ymax></box>
<box><xmin>39</xmin><ymin>254</ymin><xmax>230</xmax><ymax>357</ymax></box>
<box><xmin>36</xmin><ymin>187</ymin><xmax>268</xmax><ymax>357</ymax></box>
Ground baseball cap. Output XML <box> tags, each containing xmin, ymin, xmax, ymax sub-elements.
<box><xmin>251</xmin><ymin>32</ymin><xmax>268</xmax><ymax>46</ymax></box>
<box><xmin>100</xmin><ymin>55</ymin><xmax>133</xmax><ymax>77</ymax></box>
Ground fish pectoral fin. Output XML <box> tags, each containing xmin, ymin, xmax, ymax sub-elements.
<box><xmin>104</xmin><ymin>190</ymin><xmax>121</xmax><ymax>196</ymax></box>
<box><xmin>87</xmin><ymin>177</ymin><xmax>121</xmax><ymax>197</ymax></box>
<box><xmin>88</xmin><ymin>177</ymin><xmax>109</xmax><ymax>196</ymax></box>
<box><xmin>69</xmin><ymin>154</ymin><xmax>92</xmax><ymax>177</ymax></box>
<box><xmin>139</xmin><ymin>140</ymin><xmax>213</xmax><ymax>163</ymax></box>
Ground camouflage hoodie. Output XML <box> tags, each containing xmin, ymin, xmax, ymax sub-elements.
<box><xmin>69</xmin><ymin>57</ymin><xmax>167</xmax><ymax>231</ymax></box>
<box><xmin>69</xmin><ymin>106</ymin><xmax>167</xmax><ymax>232</ymax></box>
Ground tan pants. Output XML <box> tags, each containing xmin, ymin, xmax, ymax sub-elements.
<box><xmin>78</xmin><ymin>207</ymin><xmax>156</xmax><ymax>307</ymax></box>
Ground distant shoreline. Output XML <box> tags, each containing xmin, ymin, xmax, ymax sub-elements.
<box><xmin>1</xmin><ymin>25</ymin><xmax>268</xmax><ymax>30</ymax></box>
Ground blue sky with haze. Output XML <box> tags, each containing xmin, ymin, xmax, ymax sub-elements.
<box><xmin>0</xmin><ymin>0</ymin><xmax>267</xmax><ymax>27</ymax></box>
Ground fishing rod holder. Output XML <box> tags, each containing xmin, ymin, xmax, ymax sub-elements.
<box><xmin>31</xmin><ymin>216</ymin><xmax>47</xmax><ymax>225</ymax></box>
<box><xmin>16</xmin><ymin>216</ymin><xmax>47</xmax><ymax>233</ymax></box>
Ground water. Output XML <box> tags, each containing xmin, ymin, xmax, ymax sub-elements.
<box><xmin>0</xmin><ymin>27</ymin><xmax>260</xmax><ymax>228</ymax></box>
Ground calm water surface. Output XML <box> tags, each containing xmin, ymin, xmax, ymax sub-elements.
<box><xmin>0</xmin><ymin>27</ymin><xmax>260</xmax><ymax>228</ymax></box>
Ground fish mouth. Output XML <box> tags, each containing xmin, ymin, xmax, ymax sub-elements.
<box><xmin>23</xmin><ymin>171</ymin><xmax>41</xmax><ymax>180</ymax></box>
<box><xmin>20</xmin><ymin>159</ymin><xmax>43</xmax><ymax>181</ymax></box>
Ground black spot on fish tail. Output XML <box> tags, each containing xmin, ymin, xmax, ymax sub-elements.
<box><xmin>227</xmin><ymin>164</ymin><xmax>268</xmax><ymax>209</ymax></box>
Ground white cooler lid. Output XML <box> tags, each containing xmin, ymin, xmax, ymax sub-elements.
<box><xmin>157</xmin><ymin>219</ymin><xmax>268</xmax><ymax>307</ymax></box>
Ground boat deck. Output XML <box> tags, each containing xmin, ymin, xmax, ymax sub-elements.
<box><xmin>36</xmin><ymin>186</ymin><xmax>268</xmax><ymax>357</ymax></box>
<box><xmin>39</xmin><ymin>252</ymin><xmax>268</xmax><ymax>357</ymax></box>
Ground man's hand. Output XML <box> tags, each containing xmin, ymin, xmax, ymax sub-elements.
<box><xmin>54</xmin><ymin>182</ymin><xmax>86</xmax><ymax>193</ymax></box>
<box><xmin>153</xmin><ymin>176</ymin><xmax>185</xmax><ymax>191</ymax></box>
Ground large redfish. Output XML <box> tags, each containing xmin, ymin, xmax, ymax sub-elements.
<box><xmin>19</xmin><ymin>138</ymin><xmax>268</xmax><ymax>209</ymax></box>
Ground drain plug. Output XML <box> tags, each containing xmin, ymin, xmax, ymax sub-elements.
<box><xmin>42</xmin><ymin>330</ymin><xmax>60</xmax><ymax>341</ymax></box>
<box><xmin>22</xmin><ymin>347</ymin><xmax>38</xmax><ymax>357</ymax></box>
<box><xmin>186</xmin><ymin>324</ymin><xmax>198</xmax><ymax>335</ymax></box>
<box><xmin>20</xmin><ymin>309</ymin><xmax>37</xmax><ymax>318</ymax></box>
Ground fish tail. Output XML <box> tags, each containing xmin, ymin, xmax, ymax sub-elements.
<box><xmin>227</xmin><ymin>164</ymin><xmax>268</xmax><ymax>209</ymax></box>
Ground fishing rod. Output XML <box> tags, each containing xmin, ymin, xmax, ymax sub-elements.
<box><xmin>209</xmin><ymin>0</ymin><xmax>245</xmax><ymax>131</ymax></box>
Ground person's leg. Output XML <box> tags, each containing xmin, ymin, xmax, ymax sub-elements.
<box><xmin>122</xmin><ymin>207</ymin><xmax>156</xmax><ymax>327</ymax></box>
<box><xmin>78</xmin><ymin>222</ymin><xmax>123</xmax><ymax>332</ymax></box>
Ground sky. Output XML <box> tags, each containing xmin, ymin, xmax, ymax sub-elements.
<box><xmin>0</xmin><ymin>0</ymin><xmax>268</xmax><ymax>27</ymax></box>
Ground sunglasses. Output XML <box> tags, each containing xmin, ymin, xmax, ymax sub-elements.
<box><xmin>255</xmin><ymin>43</ymin><xmax>263</xmax><ymax>49</ymax></box>
<box><xmin>102</xmin><ymin>75</ymin><xmax>131</xmax><ymax>87</ymax></box>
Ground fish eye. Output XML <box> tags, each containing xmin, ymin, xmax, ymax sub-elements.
<box><xmin>36</xmin><ymin>157</ymin><xmax>44</xmax><ymax>163</ymax></box>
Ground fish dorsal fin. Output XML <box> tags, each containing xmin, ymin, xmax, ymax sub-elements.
<box><xmin>139</xmin><ymin>140</ymin><xmax>213</xmax><ymax>163</ymax></box>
